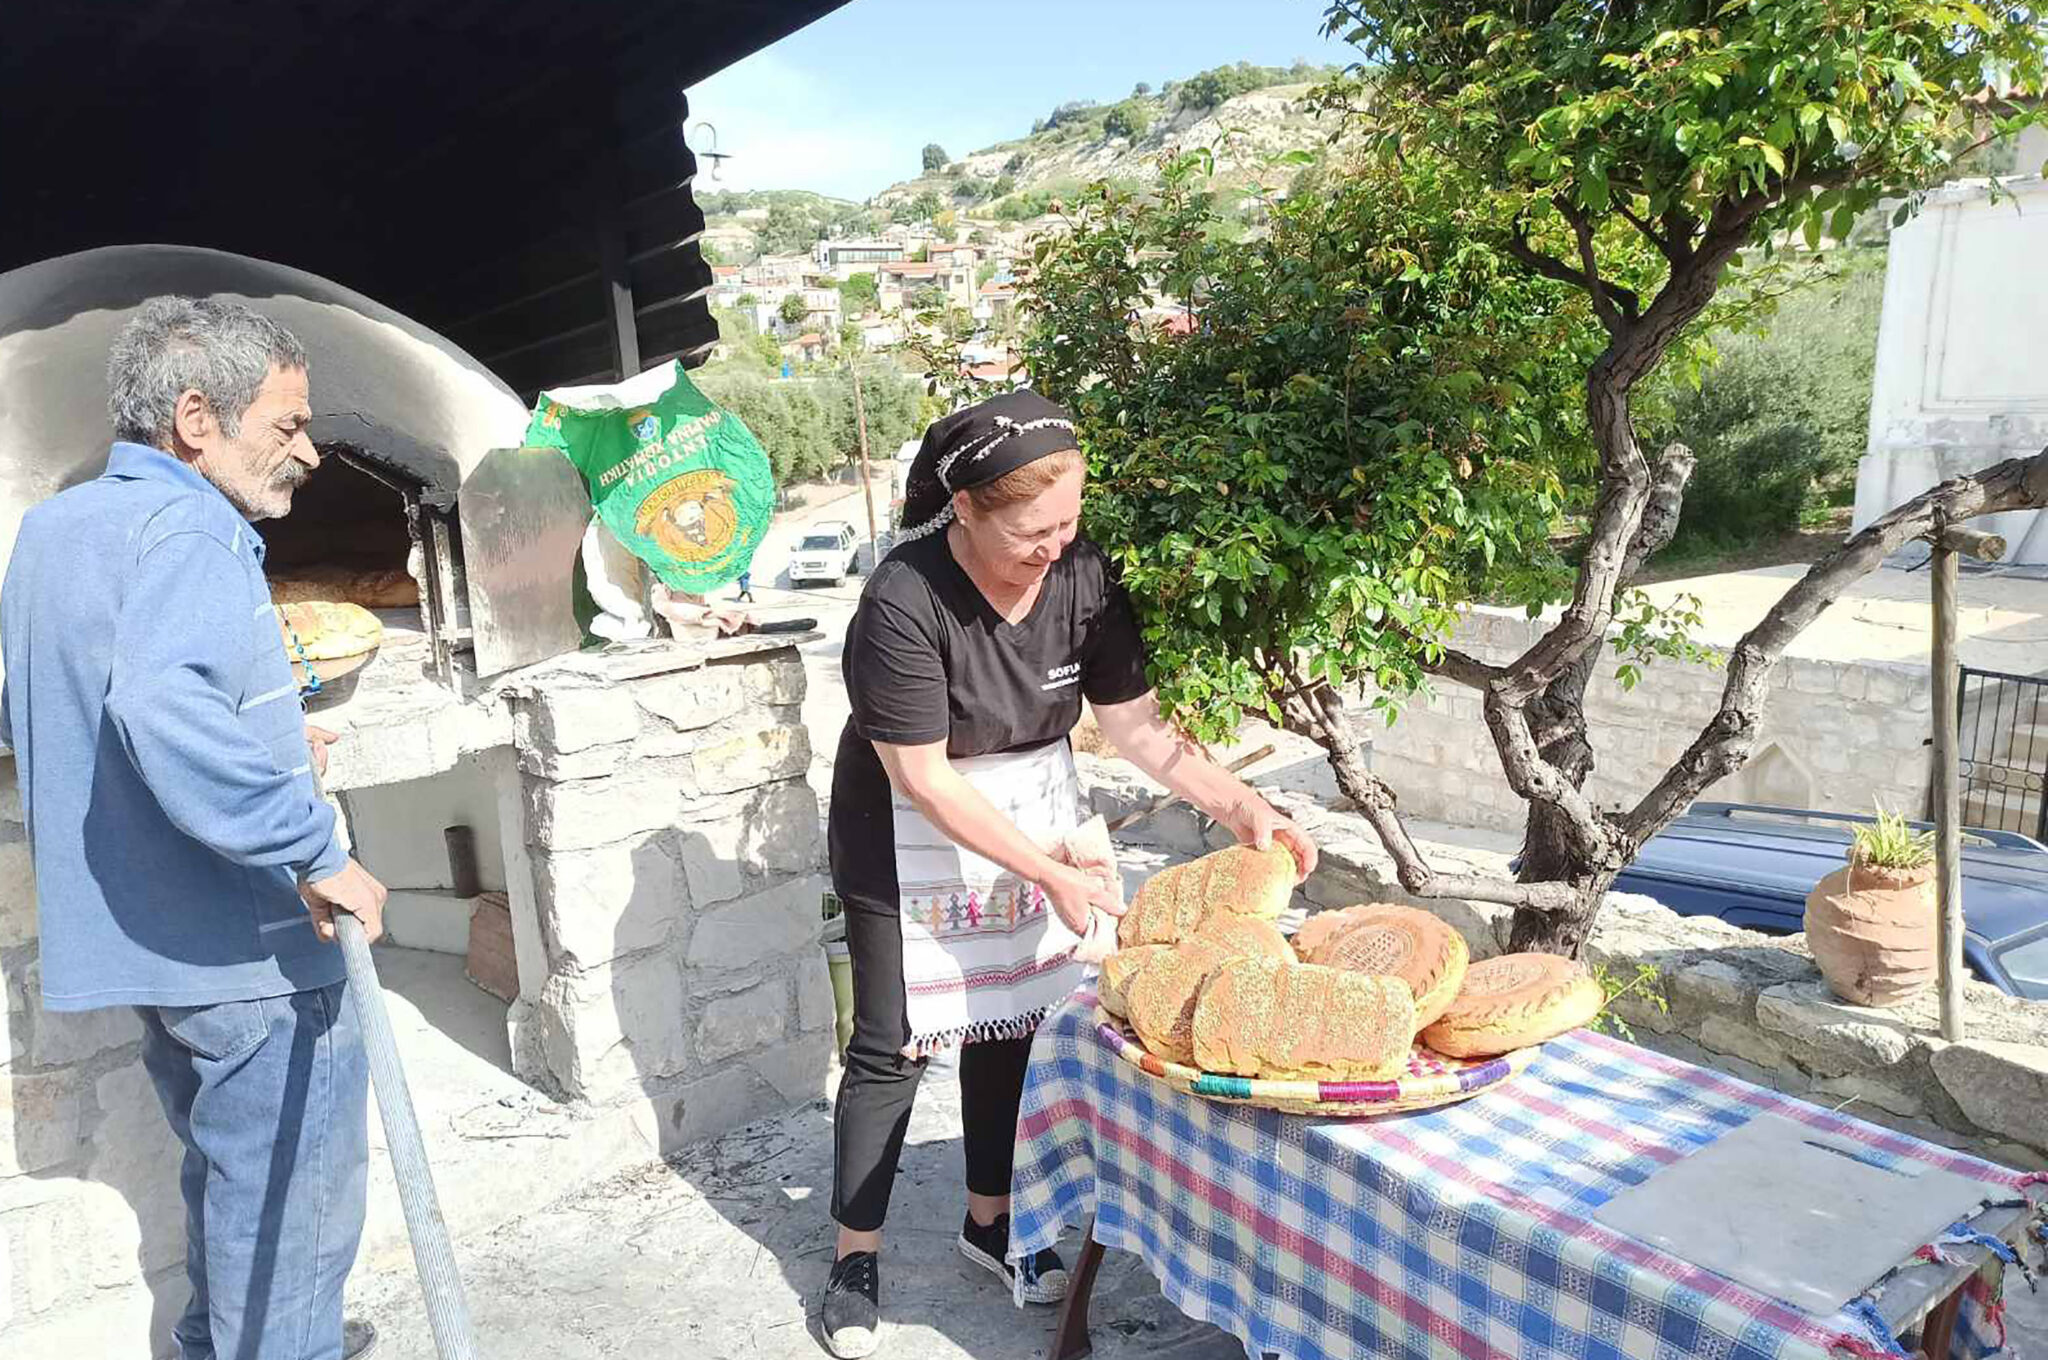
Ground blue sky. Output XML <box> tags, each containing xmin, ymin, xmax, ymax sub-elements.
<box><xmin>685</xmin><ymin>0</ymin><xmax>1357</xmax><ymax>200</ymax></box>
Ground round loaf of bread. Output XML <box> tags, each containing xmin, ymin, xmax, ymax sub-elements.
<box><xmin>1420</xmin><ymin>952</ymin><xmax>1604</xmax><ymax>1058</ymax></box>
<box><xmin>1099</xmin><ymin>944</ymin><xmax>1171</xmax><ymax>1020</ymax></box>
<box><xmin>1293</xmin><ymin>904</ymin><xmax>1469</xmax><ymax>1029</ymax></box>
<box><xmin>275</xmin><ymin>601</ymin><xmax>383</xmax><ymax>662</ymax></box>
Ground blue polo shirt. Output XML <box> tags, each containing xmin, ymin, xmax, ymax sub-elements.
<box><xmin>1</xmin><ymin>442</ymin><xmax>348</xmax><ymax>1011</ymax></box>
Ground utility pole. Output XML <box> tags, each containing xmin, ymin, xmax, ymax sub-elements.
<box><xmin>849</xmin><ymin>357</ymin><xmax>882</xmax><ymax>570</ymax></box>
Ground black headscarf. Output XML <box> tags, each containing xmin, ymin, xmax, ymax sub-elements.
<box><xmin>896</xmin><ymin>390</ymin><xmax>1078</xmax><ymax>542</ymax></box>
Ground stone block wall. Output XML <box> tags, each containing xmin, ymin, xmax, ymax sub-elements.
<box><xmin>506</xmin><ymin>649</ymin><xmax>834</xmax><ymax>1155</ymax></box>
<box><xmin>1369</xmin><ymin>606</ymin><xmax>1934</xmax><ymax>833</ymax></box>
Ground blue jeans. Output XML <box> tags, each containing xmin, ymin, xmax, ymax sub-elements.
<box><xmin>137</xmin><ymin>982</ymin><xmax>369</xmax><ymax>1360</ymax></box>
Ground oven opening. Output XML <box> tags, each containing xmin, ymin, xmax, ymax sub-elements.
<box><xmin>263</xmin><ymin>444</ymin><xmax>422</xmax><ymax>613</ymax></box>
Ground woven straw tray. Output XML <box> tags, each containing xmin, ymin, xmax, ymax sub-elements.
<box><xmin>1093</xmin><ymin>1007</ymin><xmax>1535</xmax><ymax>1117</ymax></box>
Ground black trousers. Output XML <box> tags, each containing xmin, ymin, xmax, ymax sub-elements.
<box><xmin>831</xmin><ymin>898</ymin><xmax>1034</xmax><ymax>1233</ymax></box>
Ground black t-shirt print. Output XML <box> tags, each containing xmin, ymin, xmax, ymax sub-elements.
<box><xmin>828</xmin><ymin>531</ymin><xmax>1151</xmax><ymax>905</ymax></box>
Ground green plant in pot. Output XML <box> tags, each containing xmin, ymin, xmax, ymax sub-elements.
<box><xmin>1803</xmin><ymin>808</ymin><xmax>1937</xmax><ymax>1007</ymax></box>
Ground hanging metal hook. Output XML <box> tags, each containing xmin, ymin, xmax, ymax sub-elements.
<box><xmin>687</xmin><ymin>120</ymin><xmax>731</xmax><ymax>182</ymax></box>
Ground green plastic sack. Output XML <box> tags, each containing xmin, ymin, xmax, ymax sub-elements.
<box><xmin>524</xmin><ymin>361</ymin><xmax>774</xmax><ymax>593</ymax></box>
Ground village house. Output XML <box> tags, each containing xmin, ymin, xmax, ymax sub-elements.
<box><xmin>813</xmin><ymin>238</ymin><xmax>907</xmax><ymax>279</ymax></box>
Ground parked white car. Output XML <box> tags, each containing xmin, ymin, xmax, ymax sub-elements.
<box><xmin>789</xmin><ymin>521</ymin><xmax>861</xmax><ymax>586</ymax></box>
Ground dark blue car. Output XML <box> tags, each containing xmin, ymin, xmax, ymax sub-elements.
<box><xmin>1613</xmin><ymin>802</ymin><xmax>2048</xmax><ymax>1001</ymax></box>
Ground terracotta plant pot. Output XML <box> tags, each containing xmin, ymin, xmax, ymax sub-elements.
<box><xmin>1802</xmin><ymin>854</ymin><xmax>1937</xmax><ymax>1007</ymax></box>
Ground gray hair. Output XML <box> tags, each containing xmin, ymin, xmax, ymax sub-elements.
<box><xmin>106</xmin><ymin>296</ymin><xmax>308</xmax><ymax>447</ymax></box>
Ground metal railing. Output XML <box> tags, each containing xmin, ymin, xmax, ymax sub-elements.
<box><xmin>1956</xmin><ymin>666</ymin><xmax>2048</xmax><ymax>841</ymax></box>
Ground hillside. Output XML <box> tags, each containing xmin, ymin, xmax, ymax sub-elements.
<box><xmin>874</xmin><ymin>63</ymin><xmax>1347</xmax><ymax>220</ymax></box>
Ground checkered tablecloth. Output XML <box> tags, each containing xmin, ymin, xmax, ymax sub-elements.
<box><xmin>1009</xmin><ymin>990</ymin><xmax>2039</xmax><ymax>1360</ymax></box>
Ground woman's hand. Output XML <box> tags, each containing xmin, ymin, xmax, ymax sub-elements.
<box><xmin>1040</xmin><ymin>859</ymin><xmax>1122</xmax><ymax>937</ymax></box>
<box><xmin>1223</xmin><ymin>798</ymin><xmax>1319</xmax><ymax>883</ymax></box>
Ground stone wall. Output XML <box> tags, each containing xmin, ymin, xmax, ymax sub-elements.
<box><xmin>505</xmin><ymin>647</ymin><xmax>834</xmax><ymax>1152</ymax></box>
<box><xmin>1083</xmin><ymin>770</ymin><xmax>2048</xmax><ymax>1173</ymax></box>
<box><xmin>1</xmin><ymin>641</ymin><xmax>832</xmax><ymax>1354</ymax></box>
<box><xmin>1369</xmin><ymin>605</ymin><xmax>1934</xmax><ymax>833</ymax></box>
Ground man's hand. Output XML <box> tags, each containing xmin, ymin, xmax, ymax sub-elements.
<box><xmin>301</xmin><ymin>857</ymin><xmax>388</xmax><ymax>944</ymax></box>
<box><xmin>307</xmin><ymin>724</ymin><xmax>339</xmax><ymax>779</ymax></box>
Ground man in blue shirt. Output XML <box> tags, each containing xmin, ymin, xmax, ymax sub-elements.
<box><xmin>2</xmin><ymin>296</ymin><xmax>389</xmax><ymax>1360</ymax></box>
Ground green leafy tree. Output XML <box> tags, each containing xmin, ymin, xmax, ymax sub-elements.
<box><xmin>912</xmin><ymin>190</ymin><xmax>943</xmax><ymax>222</ymax></box>
<box><xmin>990</xmin><ymin>173</ymin><xmax>1017</xmax><ymax>199</ymax></box>
<box><xmin>778</xmin><ymin>293</ymin><xmax>810</xmax><ymax>327</ymax></box>
<box><xmin>922</xmin><ymin>142</ymin><xmax>950</xmax><ymax>173</ymax></box>
<box><xmin>1282</xmin><ymin>0</ymin><xmax>2048</xmax><ymax>951</ymax></box>
<box><xmin>1133</xmin><ymin>81</ymin><xmax>1152</xmax><ymax>97</ymax></box>
<box><xmin>1003</xmin><ymin>151</ymin><xmax>1028</xmax><ymax>174</ymax></box>
<box><xmin>839</xmin><ymin>272</ymin><xmax>880</xmax><ymax>316</ymax></box>
<box><xmin>1103</xmin><ymin>99</ymin><xmax>1153</xmax><ymax>141</ymax></box>
<box><xmin>1020</xmin><ymin>3</ymin><xmax>2048</xmax><ymax>958</ymax></box>
<box><xmin>1024</xmin><ymin>147</ymin><xmax>1598</xmax><ymax>828</ymax></box>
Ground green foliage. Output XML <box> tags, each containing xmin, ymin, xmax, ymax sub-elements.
<box><xmin>839</xmin><ymin>272</ymin><xmax>880</xmax><ymax>316</ymax></box>
<box><xmin>1003</xmin><ymin>151</ymin><xmax>1028</xmax><ymax>174</ymax></box>
<box><xmin>911</xmin><ymin>190</ymin><xmax>943</xmax><ymax>221</ymax></box>
<box><xmin>1851</xmin><ymin>806</ymin><xmax>1935</xmax><ymax>869</ymax></box>
<box><xmin>990</xmin><ymin>173</ymin><xmax>1017</xmax><ymax>199</ymax></box>
<box><xmin>899</xmin><ymin>298</ymin><xmax>984</xmax><ymax>412</ymax></box>
<box><xmin>1176</xmin><ymin>61</ymin><xmax>1320</xmax><ymax>111</ymax></box>
<box><xmin>1610</xmin><ymin>590</ymin><xmax>1718</xmax><ymax>692</ymax></box>
<box><xmin>696</xmin><ymin>363</ymin><xmax>925</xmax><ymax>487</ymax></box>
<box><xmin>1133</xmin><ymin>81</ymin><xmax>1152</xmax><ymax>97</ymax></box>
<box><xmin>1652</xmin><ymin>253</ymin><xmax>1886</xmax><ymax>552</ymax></box>
<box><xmin>1587</xmin><ymin>963</ymin><xmax>1669</xmax><ymax>1041</ymax></box>
<box><xmin>1021</xmin><ymin>152</ymin><xmax>1600</xmax><ymax>742</ymax></box>
<box><xmin>1103</xmin><ymin>99</ymin><xmax>1154</xmax><ymax>141</ymax></box>
<box><xmin>1319</xmin><ymin>0</ymin><xmax>2048</xmax><ymax>320</ymax></box>
<box><xmin>951</xmin><ymin>174</ymin><xmax>984</xmax><ymax>201</ymax></box>
<box><xmin>921</xmin><ymin>143</ymin><xmax>950</xmax><ymax>173</ymax></box>
<box><xmin>778</xmin><ymin>293</ymin><xmax>810</xmax><ymax>327</ymax></box>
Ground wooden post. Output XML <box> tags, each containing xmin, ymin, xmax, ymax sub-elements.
<box><xmin>1930</xmin><ymin>528</ymin><xmax>1965</xmax><ymax>1042</ymax></box>
<box><xmin>1927</xmin><ymin>521</ymin><xmax>2003</xmax><ymax>1043</ymax></box>
<box><xmin>849</xmin><ymin>359</ymin><xmax>882</xmax><ymax>566</ymax></box>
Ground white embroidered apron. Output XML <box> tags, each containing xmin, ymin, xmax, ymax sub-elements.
<box><xmin>892</xmin><ymin>739</ymin><xmax>1087</xmax><ymax>1056</ymax></box>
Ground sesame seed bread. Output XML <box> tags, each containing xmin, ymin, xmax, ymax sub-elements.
<box><xmin>1191</xmin><ymin>956</ymin><xmax>1417</xmax><ymax>1082</ymax></box>
<box><xmin>1116</xmin><ymin>844</ymin><xmax>1297</xmax><ymax>949</ymax></box>
<box><xmin>1099</xmin><ymin>944</ymin><xmax>1172</xmax><ymax>1020</ymax></box>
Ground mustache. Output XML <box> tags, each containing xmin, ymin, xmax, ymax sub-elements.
<box><xmin>274</xmin><ymin>461</ymin><xmax>313</xmax><ymax>488</ymax></box>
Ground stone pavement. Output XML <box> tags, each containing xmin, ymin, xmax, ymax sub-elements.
<box><xmin>348</xmin><ymin>1051</ymin><xmax>1242</xmax><ymax>1360</ymax></box>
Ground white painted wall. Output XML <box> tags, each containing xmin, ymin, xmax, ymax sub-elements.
<box><xmin>1857</xmin><ymin>177</ymin><xmax>2048</xmax><ymax>563</ymax></box>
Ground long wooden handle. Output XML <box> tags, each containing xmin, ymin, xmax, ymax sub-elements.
<box><xmin>1104</xmin><ymin>743</ymin><xmax>1277</xmax><ymax>834</ymax></box>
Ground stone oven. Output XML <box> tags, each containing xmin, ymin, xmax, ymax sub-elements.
<box><xmin>0</xmin><ymin>248</ymin><xmax>831</xmax><ymax>1353</ymax></box>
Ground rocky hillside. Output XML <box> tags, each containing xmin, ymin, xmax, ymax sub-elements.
<box><xmin>875</xmin><ymin>64</ymin><xmax>1348</xmax><ymax>217</ymax></box>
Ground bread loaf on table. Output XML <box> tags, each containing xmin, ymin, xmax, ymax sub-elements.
<box><xmin>1116</xmin><ymin>844</ymin><xmax>1297</xmax><ymax>948</ymax></box>
<box><xmin>1420</xmin><ymin>952</ymin><xmax>1604</xmax><ymax>1059</ymax></box>
<box><xmin>1292</xmin><ymin>903</ymin><xmax>1469</xmax><ymax>1029</ymax></box>
<box><xmin>1192</xmin><ymin>956</ymin><xmax>1417</xmax><ymax>1081</ymax></box>
<box><xmin>1126</xmin><ymin>938</ymin><xmax>1238</xmax><ymax>1065</ymax></box>
<box><xmin>1099</xmin><ymin>944</ymin><xmax>1172</xmax><ymax>1020</ymax></box>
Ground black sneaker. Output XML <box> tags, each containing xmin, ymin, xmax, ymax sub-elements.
<box><xmin>343</xmin><ymin>1318</ymin><xmax>380</xmax><ymax>1360</ymax></box>
<box><xmin>956</xmin><ymin>1212</ymin><xmax>1069</xmax><ymax>1305</ymax></box>
<box><xmin>821</xmin><ymin>1251</ymin><xmax>881</xmax><ymax>1358</ymax></box>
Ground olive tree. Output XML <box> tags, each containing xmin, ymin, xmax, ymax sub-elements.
<box><xmin>1027</xmin><ymin>0</ymin><xmax>2048</xmax><ymax>954</ymax></box>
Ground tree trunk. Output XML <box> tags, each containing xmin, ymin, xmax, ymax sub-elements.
<box><xmin>1505</xmin><ymin>873</ymin><xmax>1614</xmax><ymax>954</ymax></box>
<box><xmin>1517</xmin><ymin>651</ymin><xmax>1599</xmax><ymax>885</ymax></box>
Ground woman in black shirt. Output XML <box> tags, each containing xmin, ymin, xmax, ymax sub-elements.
<box><xmin>819</xmin><ymin>391</ymin><xmax>1316</xmax><ymax>1358</ymax></box>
